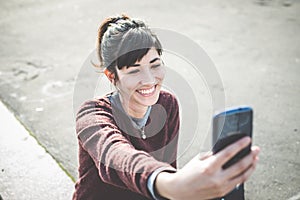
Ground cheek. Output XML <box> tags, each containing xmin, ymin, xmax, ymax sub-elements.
<box><xmin>156</xmin><ymin>68</ymin><xmax>166</xmax><ymax>81</ymax></box>
<box><xmin>117</xmin><ymin>77</ymin><xmax>139</xmax><ymax>93</ymax></box>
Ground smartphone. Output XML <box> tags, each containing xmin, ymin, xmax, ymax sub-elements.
<box><xmin>212</xmin><ymin>106</ymin><xmax>253</xmax><ymax>169</ymax></box>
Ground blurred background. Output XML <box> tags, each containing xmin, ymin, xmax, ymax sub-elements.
<box><xmin>0</xmin><ymin>0</ymin><xmax>299</xmax><ymax>199</ymax></box>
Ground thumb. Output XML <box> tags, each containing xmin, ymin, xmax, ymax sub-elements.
<box><xmin>198</xmin><ymin>151</ymin><xmax>213</xmax><ymax>161</ymax></box>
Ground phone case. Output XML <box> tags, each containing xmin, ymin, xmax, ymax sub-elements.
<box><xmin>212</xmin><ymin>106</ymin><xmax>253</xmax><ymax>169</ymax></box>
<box><xmin>211</xmin><ymin>107</ymin><xmax>253</xmax><ymax>200</ymax></box>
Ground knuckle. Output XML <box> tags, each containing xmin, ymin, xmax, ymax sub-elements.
<box><xmin>236</xmin><ymin>143</ymin><xmax>245</xmax><ymax>152</ymax></box>
<box><xmin>203</xmin><ymin>165</ymin><xmax>214</xmax><ymax>175</ymax></box>
<box><xmin>238</xmin><ymin>160</ymin><xmax>248</xmax><ymax>170</ymax></box>
<box><xmin>237</xmin><ymin>156</ymin><xmax>252</xmax><ymax>170</ymax></box>
<box><xmin>223</xmin><ymin>149</ymin><xmax>233</xmax><ymax>159</ymax></box>
<box><xmin>211</xmin><ymin>179</ymin><xmax>222</xmax><ymax>190</ymax></box>
<box><xmin>241</xmin><ymin>173</ymin><xmax>248</xmax><ymax>183</ymax></box>
<box><xmin>240</xmin><ymin>169</ymin><xmax>251</xmax><ymax>182</ymax></box>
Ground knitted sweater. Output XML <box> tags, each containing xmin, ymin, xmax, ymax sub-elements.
<box><xmin>73</xmin><ymin>90</ymin><xmax>180</xmax><ymax>200</ymax></box>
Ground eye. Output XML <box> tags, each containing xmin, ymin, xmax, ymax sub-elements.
<box><xmin>151</xmin><ymin>64</ymin><xmax>161</xmax><ymax>69</ymax></box>
<box><xmin>128</xmin><ymin>69</ymin><xmax>140</xmax><ymax>74</ymax></box>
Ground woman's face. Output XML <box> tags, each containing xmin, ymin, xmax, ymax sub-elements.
<box><xmin>115</xmin><ymin>47</ymin><xmax>165</xmax><ymax>117</ymax></box>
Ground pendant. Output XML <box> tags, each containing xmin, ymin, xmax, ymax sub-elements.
<box><xmin>141</xmin><ymin>128</ymin><xmax>146</xmax><ymax>140</ymax></box>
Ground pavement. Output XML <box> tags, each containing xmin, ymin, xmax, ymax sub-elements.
<box><xmin>0</xmin><ymin>0</ymin><xmax>299</xmax><ymax>199</ymax></box>
<box><xmin>0</xmin><ymin>100</ymin><xmax>74</xmax><ymax>200</ymax></box>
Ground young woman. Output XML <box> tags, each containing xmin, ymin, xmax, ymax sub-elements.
<box><xmin>73</xmin><ymin>15</ymin><xmax>260</xmax><ymax>200</ymax></box>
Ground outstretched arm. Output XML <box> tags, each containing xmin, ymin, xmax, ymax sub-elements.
<box><xmin>155</xmin><ymin>137</ymin><xmax>260</xmax><ymax>200</ymax></box>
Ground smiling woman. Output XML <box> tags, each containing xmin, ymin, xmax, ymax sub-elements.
<box><xmin>73</xmin><ymin>14</ymin><xmax>179</xmax><ymax>200</ymax></box>
<box><xmin>72</xmin><ymin>14</ymin><xmax>260</xmax><ymax>200</ymax></box>
<box><xmin>115</xmin><ymin>47</ymin><xmax>165</xmax><ymax>118</ymax></box>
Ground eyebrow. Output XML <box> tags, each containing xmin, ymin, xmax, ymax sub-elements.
<box><xmin>150</xmin><ymin>57</ymin><xmax>161</xmax><ymax>64</ymax></box>
<box><xmin>127</xmin><ymin>57</ymin><xmax>161</xmax><ymax>68</ymax></box>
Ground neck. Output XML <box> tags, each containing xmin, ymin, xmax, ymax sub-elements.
<box><xmin>119</xmin><ymin>95</ymin><xmax>148</xmax><ymax>119</ymax></box>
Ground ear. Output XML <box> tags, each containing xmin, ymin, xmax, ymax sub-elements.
<box><xmin>104</xmin><ymin>68</ymin><xmax>115</xmax><ymax>83</ymax></box>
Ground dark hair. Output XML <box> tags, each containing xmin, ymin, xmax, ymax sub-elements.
<box><xmin>97</xmin><ymin>14</ymin><xmax>162</xmax><ymax>81</ymax></box>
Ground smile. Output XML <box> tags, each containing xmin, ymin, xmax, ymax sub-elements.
<box><xmin>136</xmin><ymin>85</ymin><xmax>156</xmax><ymax>96</ymax></box>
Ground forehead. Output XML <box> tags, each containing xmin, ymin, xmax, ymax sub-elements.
<box><xmin>135</xmin><ymin>47</ymin><xmax>160</xmax><ymax>64</ymax></box>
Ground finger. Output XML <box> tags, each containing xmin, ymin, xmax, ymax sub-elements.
<box><xmin>221</xmin><ymin>153</ymin><xmax>259</xmax><ymax>196</ymax></box>
<box><xmin>228</xmin><ymin>158</ymin><xmax>257</xmax><ymax>186</ymax></box>
<box><xmin>212</xmin><ymin>137</ymin><xmax>251</xmax><ymax>167</ymax></box>
<box><xmin>225</xmin><ymin>146</ymin><xmax>260</xmax><ymax>179</ymax></box>
<box><xmin>223</xmin><ymin>149</ymin><xmax>257</xmax><ymax>180</ymax></box>
<box><xmin>251</xmin><ymin>146</ymin><xmax>261</xmax><ymax>155</ymax></box>
<box><xmin>199</xmin><ymin>151</ymin><xmax>213</xmax><ymax>160</ymax></box>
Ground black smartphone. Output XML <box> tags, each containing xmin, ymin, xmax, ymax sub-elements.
<box><xmin>212</xmin><ymin>106</ymin><xmax>253</xmax><ymax>169</ymax></box>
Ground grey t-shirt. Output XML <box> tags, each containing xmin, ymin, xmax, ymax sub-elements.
<box><xmin>108</xmin><ymin>92</ymin><xmax>151</xmax><ymax>129</ymax></box>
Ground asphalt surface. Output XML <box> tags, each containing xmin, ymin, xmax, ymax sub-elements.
<box><xmin>0</xmin><ymin>0</ymin><xmax>299</xmax><ymax>199</ymax></box>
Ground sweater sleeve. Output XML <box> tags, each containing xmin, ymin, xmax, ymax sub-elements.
<box><xmin>169</xmin><ymin>94</ymin><xmax>180</xmax><ymax>168</ymax></box>
<box><xmin>161</xmin><ymin>91</ymin><xmax>180</xmax><ymax>168</ymax></box>
<box><xmin>76</xmin><ymin>98</ymin><xmax>174</xmax><ymax>198</ymax></box>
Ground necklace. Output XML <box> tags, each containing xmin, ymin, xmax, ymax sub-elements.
<box><xmin>140</xmin><ymin>126</ymin><xmax>146</xmax><ymax>140</ymax></box>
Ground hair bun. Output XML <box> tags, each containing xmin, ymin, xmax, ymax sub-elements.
<box><xmin>97</xmin><ymin>14</ymin><xmax>130</xmax><ymax>64</ymax></box>
<box><xmin>110</xmin><ymin>14</ymin><xmax>130</xmax><ymax>25</ymax></box>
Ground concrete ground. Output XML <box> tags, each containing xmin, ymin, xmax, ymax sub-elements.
<box><xmin>0</xmin><ymin>100</ymin><xmax>74</xmax><ymax>199</ymax></box>
<box><xmin>0</xmin><ymin>0</ymin><xmax>299</xmax><ymax>199</ymax></box>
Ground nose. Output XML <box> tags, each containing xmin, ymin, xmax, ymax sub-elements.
<box><xmin>140</xmin><ymin>68</ymin><xmax>155</xmax><ymax>85</ymax></box>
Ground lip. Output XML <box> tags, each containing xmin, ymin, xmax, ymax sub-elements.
<box><xmin>136</xmin><ymin>85</ymin><xmax>157</xmax><ymax>97</ymax></box>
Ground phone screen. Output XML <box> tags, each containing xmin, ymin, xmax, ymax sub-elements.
<box><xmin>212</xmin><ymin>107</ymin><xmax>253</xmax><ymax>169</ymax></box>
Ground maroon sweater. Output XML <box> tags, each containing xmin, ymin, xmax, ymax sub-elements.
<box><xmin>73</xmin><ymin>90</ymin><xmax>180</xmax><ymax>200</ymax></box>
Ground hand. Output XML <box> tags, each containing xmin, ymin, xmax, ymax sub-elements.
<box><xmin>155</xmin><ymin>137</ymin><xmax>260</xmax><ymax>200</ymax></box>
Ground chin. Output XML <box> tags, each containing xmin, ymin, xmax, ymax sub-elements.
<box><xmin>135</xmin><ymin>88</ymin><xmax>161</xmax><ymax>106</ymax></box>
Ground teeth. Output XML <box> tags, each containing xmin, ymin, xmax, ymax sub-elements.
<box><xmin>138</xmin><ymin>86</ymin><xmax>155</xmax><ymax>95</ymax></box>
